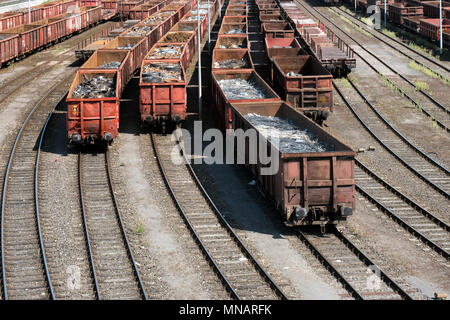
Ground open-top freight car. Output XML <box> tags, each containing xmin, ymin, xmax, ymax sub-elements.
<box><xmin>67</xmin><ymin>69</ymin><xmax>122</xmax><ymax>144</ymax></box>
<box><xmin>271</xmin><ymin>55</ymin><xmax>333</xmax><ymax>125</ymax></box>
<box><xmin>228</xmin><ymin>101</ymin><xmax>355</xmax><ymax>228</ymax></box>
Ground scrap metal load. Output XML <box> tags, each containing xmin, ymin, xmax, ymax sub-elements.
<box><xmin>210</xmin><ymin>0</ymin><xmax>356</xmax><ymax>226</ymax></box>
<box><xmin>67</xmin><ymin>0</ymin><xmax>195</xmax><ymax>145</ymax></box>
<box><xmin>139</xmin><ymin>0</ymin><xmax>219</xmax><ymax>130</ymax></box>
<box><xmin>0</xmin><ymin>4</ymin><xmax>105</xmax><ymax>67</ymax></box>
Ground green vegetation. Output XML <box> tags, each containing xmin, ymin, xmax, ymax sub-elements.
<box><xmin>414</xmin><ymin>81</ymin><xmax>432</xmax><ymax>95</ymax></box>
<box><xmin>339</xmin><ymin>4</ymin><xmax>450</xmax><ymax>61</ymax></box>
<box><xmin>409</xmin><ymin>61</ymin><xmax>450</xmax><ymax>86</ymax></box>
<box><xmin>327</xmin><ymin>7</ymin><xmax>373</xmax><ymax>38</ymax></box>
<box><xmin>336</xmin><ymin>78</ymin><xmax>351</xmax><ymax>88</ymax></box>
<box><xmin>136</xmin><ymin>222</ymin><xmax>144</xmax><ymax>234</ymax></box>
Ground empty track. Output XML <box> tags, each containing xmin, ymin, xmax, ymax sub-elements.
<box><xmin>355</xmin><ymin>160</ymin><xmax>450</xmax><ymax>259</ymax></box>
<box><xmin>333</xmin><ymin>80</ymin><xmax>450</xmax><ymax>199</ymax></box>
<box><xmin>297</xmin><ymin>226</ymin><xmax>415</xmax><ymax>300</ymax></box>
<box><xmin>151</xmin><ymin>132</ymin><xmax>288</xmax><ymax>300</ymax></box>
<box><xmin>0</xmin><ymin>77</ymin><xmax>72</xmax><ymax>299</ymax></box>
<box><xmin>78</xmin><ymin>150</ymin><xmax>148</xmax><ymax>300</ymax></box>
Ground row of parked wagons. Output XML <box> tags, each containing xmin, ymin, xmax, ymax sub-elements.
<box><xmin>350</xmin><ymin>0</ymin><xmax>450</xmax><ymax>47</ymax></box>
<box><xmin>0</xmin><ymin>5</ymin><xmax>104</xmax><ymax>67</ymax></box>
<box><xmin>139</xmin><ymin>0</ymin><xmax>220</xmax><ymax>129</ymax></box>
<box><xmin>210</xmin><ymin>0</ymin><xmax>355</xmax><ymax>227</ymax></box>
<box><xmin>0</xmin><ymin>0</ymin><xmax>80</xmax><ymax>31</ymax></box>
<box><xmin>66</xmin><ymin>0</ymin><xmax>215</xmax><ymax>143</ymax></box>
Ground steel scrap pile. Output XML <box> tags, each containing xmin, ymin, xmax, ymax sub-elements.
<box><xmin>148</xmin><ymin>44</ymin><xmax>183</xmax><ymax>59</ymax></box>
<box><xmin>218</xmin><ymin>79</ymin><xmax>268</xmax><ymax>100</ymax></box>
<box><xmin>225</xmin><ymin>28</ymin><xmax>245</xmax><ymax>34</ymax></box>
<box><xmin>142</xmin><ymin>63</ymin><xmax>183</xmax><ymax>83</ymax></box>
<box><xmin>125</xmin><ymin>25</ymin><xmax>154</xmax><ymax>36</ymax></box>
<box><xmin>244</xmin><ymin>113</ymin><xmax>330</xmax><ymax>153</ymax></box>
<box><xmin>218</xmin><ymin>43</ymin><xmax>244</xmax><ymax>49</ymax></box>
<box><xmin>98</xmin><ymin>61</ymin><xmax>122</xmax><ymax>69</ymax></box>
<box><xmin>214</xmin><ymin>58</ymin><xmax>247</xmax><ymax>69</ymax></box>
<box><xmin>72</xmin><ymin>75</ymin><xmax>116</xmax><ymax>99</ymax></box>
<box><xmin>116</xmin><ymin>43</ymin><xmax>134</xmax><ymax>49</ymax></box>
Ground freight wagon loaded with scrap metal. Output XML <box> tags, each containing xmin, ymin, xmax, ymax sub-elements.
<box><xmin>231</xmin><ymin>101</ymin><xmax>355</xmax><ymax>228</ymax></box>
<box><xmin>66</xmin><ymin>0</ymin><xmax>192</xmax><ymax>145</ymax></box>
<box><xmin>212</xmin><ymin>2</ymin><xmax>355</xmax><ymax>227</ymax></box>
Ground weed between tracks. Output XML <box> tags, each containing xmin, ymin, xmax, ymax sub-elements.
<box><xmin>136</xmin><ymin>222</ymin><xmax>144</xmax><ymax>234</ymax></box>
<box><xmin>338</xmin><ymin>5</ymin><xmax>450</xmax><ymax>62</ymax></box>
<box><xmin>409</xmin><ymin>61</ymin><xmax>450</xmax><ymax>87</ymax></box>
<box><xmin>413</xmin><ymin>80</ymin><xmax>432</xmax><ymax>95</ymax></box>
<box><xmin>327</xmin><ymin>8</ymin><xmax>373</xmax><ymax>38</ymax></box>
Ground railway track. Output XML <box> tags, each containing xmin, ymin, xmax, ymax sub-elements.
<box><xmin>0</xmin><ymin>76</ymin><xmax>73</xmax><ymax>299</ymax></box>
<box><xmin>151</xmin><ymin>132</ymin><xmax>288</xmax><ymax>300</ymax></box>
<box><xmin>294</xmin><ymin>0</ymin><xmax>450</xmax><ymax>130</ymax></box>
<box><xmin>297</xmin><ymin>226</ymin><xmax>416</xmax><ymax>300</ymax></box>
<box><xmin>78</xmin><ymin>149</ymin><xmax>148</xmax><ymax>300</ymax></box>
<box><xmin>334</xmin><ymin>5</ymin><xmax>450</xmax><ymax>80</ymax></box>
<box><xmin>0</xmin><ymin>21</ymin><xmax>118</xmax><ymax>108</ymax></box>
<box><xmin>333</xmin><ymin>80</ymin><xmax>450</xmax><ymax>199</ymax></box>
<box><xmin>354</xmin><ymin>160</ymin><xmax>450</xmax><ymax>259</ymax></box>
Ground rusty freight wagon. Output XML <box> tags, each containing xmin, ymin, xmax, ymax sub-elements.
<box><xmin>211</xmin><ymin>69</ymin><xmax>281</xmax><ymax>130</ymax></box>
<box><xmin>80</xmin><ymin>49</ymin><xmax>132</xmax><ymax>94</ymax></box>
<box><xmin>66</xmin><ymin>69</ymin><xmax>121</xmax><ymax>144</ymax></box>
<box><xmin>228</xmin><ymin>101</ymin><xmax>355</xmax><ymax>227</ymax></box>
<box><xmin>271</xmin><ymin>55</ymin><xmax>333</xmax><ymax>125</ymax></box>
<box><xmin>212</xmin><ymin>48</ymin><xmax>254</xmax><ymax>72</ymax></box>
<box><xmin>139</xmin><ymin>60</ymin><xmax>187</xmax><ymax>129</ymax></box>
<box><xmin>0</xmin><ymin>12</ymin><xmax>23</xmax><ymax>32</ymax></box>
<box><xmin>0</xmin><ymin>22</ymin><xmax>48</xmax><ymax>56</ymax></box>
<box><xmin>0</xmin><ymin>33</ymin><xmax>19</xmax><ymax>66</ymax></box>
<box><xmin>419</xmin><ymin>18</ymin><xmax>450</xmax><ymax>42</ymax></box>
<box><xmin>388</xmin><ymin>2</ymin><xmax>423</xmax><ymax>25</ymax></box>
<box><xmin>262</xmin><ymin>22</ymin><xmax>294</xmax><ymax>38</ymax></box>
<box><xmin>100</xmin><ymin>36</ymin><xmax>148</xmax><ymax>73</ymax></box>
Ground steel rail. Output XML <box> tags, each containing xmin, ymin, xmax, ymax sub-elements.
<box><xmin>295</xmin><ymin>0</ymin><xmax>450</xmax><ymax>116</ymax></box>
<box><xmin>295</xmin><ymin>230</ymin><xmax>364</xmax><ymax>300</ymax></box>
<box><xmin>355</xmin><ymin>159</ymin><xmax>450</xmax><ymax>233</ymax></box>
<box><xmin>331</xmin><ymin>226</ymin><xmax>414</xmax><ymax>300</ymax></box>
<box><xmin>355</xmin><ymin>166</ymin><xmax>450</xmax><ymax>259</ymax></box>
<box><xmin>297</xmin><ymin>226</ymin><xmax>413</xmax><ymax>300</ymax></box>
<box><xmin>150</xmin><ymin>133</ymin><xmax>240</xmax><ymax>300</ymax></box>
<box><xmin>335</xmin><ymin>5</ymin><xmax>450</xmax><ymax>78</ymax></box>
<box><xmin>179</xmin><ymin>136</ymin><xmax>289</xmax><ymax>300</ymax></box>
<box><xmin>77</xmin><ymin>153</ymin><xmax>102</xmax><ymax>300</ymax></box>
<box><xmin>347</xmin><ymin>77</ymin><xmax>449</xmax><ymax>176</ymax></box>
<box><xmin>333</xmin><ymin>81</ymin><xmax>450</xmax><ymax>199</ymax></box>
<box><xmin>151</xmin><ymin>132</ymin><xmax>289</xmax><ymax>300</ymax></box>
<box><xmin>105</xmin><ymin>151</ymin><xmax>149</xmax><ymax>300</ymax></box>
<box><xmin>0</xmin><ymin>80</ymin><xmax>66</xmax><ymax>299</ymax></box>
